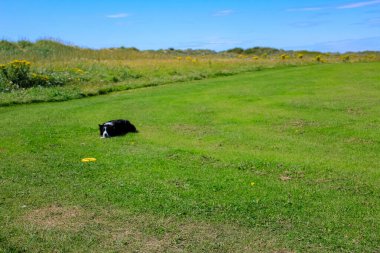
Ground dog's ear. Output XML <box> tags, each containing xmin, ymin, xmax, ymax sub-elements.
<box><xmin>99</xmin><ymin>124</ymin><xmax>103</xmax><ymax>128</ymax></box>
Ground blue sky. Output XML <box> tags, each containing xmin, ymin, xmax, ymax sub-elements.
<box><xmin>1</xmin><ymin>0</ymin><xmax>380</xmax><ymax>52</ymax></box>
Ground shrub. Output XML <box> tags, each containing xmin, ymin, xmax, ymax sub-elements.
<box><xmin>226</xmin><ymin>47</ymin><xmax>244</xmax><ymax>54</ymax></box>
<box><xmin>0</xmin><ymin>40</ymin><xmax>18</xmax><ymax>52</ymax></box>
<box><xmin>17</xmin><ymin>40</ymin><xmax>34</xmax><ymax>49</ymax></box>
<box><xmin>30</xmin><ymin>73</ymin><xmax>66</xmax><ymax>87</ymax></box>
<box><xmin>0</xmin><ymin>60</ymin><xmax>67</xmax><ymax>92</ymax></box>
<box><xmin>315</xmin><ymin>55</ymin><xmax>325</xmax><ymax>63</ymax></box>
<box><xmin>281</xmin><ymin>54</ymin><xmax>289</xmax><ymax>60</ymax></box>
<box><xmin>0</xmin><ymin>64</ymin><xmax>14</xmax><ymax>91</ymax></box>
<box><xmin>341</xmin><ymin>55</ymin><xmax>350</xmax><ymax>63</ymax></box>
<box><xmin>0</xmin><ymin>60</ymin><xmax>32</xmax><ymax>90</ymax></box>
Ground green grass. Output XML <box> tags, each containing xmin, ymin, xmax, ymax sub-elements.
<box><xmin>0</xmin><ymin>62</ymin><xmax>379</xmax><ymax>252</ymax></box>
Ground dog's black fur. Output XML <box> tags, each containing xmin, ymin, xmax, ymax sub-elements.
<box><xmin>99</xmin><ymin>119</ymin><xmax>138</xmax><ymax>138</ymax></box>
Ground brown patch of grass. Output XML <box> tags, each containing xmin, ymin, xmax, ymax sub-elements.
<box><xmin>20</xmin><ymin>205</ymin><xmax>293</xmax><ymax>252</ymax></box>
<box><xmin>23</xmin><ymin>205</ymin><xmax>88</xmax><ymax>231</ymax></box>
<box><xmin>280</xmin><ymin>175</ymin><xmax>292</xmax><ymax>181</ymax></box>
<box><xmin>98</xmin><ymin>211</ymin><xmax>290</xmax><ymax>252</ymax></box>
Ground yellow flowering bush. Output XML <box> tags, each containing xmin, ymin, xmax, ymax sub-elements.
<box><xmin>0</xmin><ymin>60</ymin><xmax>32</xmax><ymax>89</ymax></box>
<box><xmin>315</xmin><ymin>55</ymin><xmax>326</xmax><ymax>63</ymax></box>
<box><xmin>30</xmin><ymin>73</ymin><xmax>52</xmax><ymax>86</ymax></box>
<box><xmin>341</xmin><ymin>55</ymin><xmax>350</xmax><ymax>62</ymax></box>
<box><xmin>280</xmin><ymin>54</ymin><xmax>289</xmax><ymax>60</ymax></box>
<box><xmin>0</xmin><ymin>59</ymin><xmax>69</xmax><ymax>91</ymax></box>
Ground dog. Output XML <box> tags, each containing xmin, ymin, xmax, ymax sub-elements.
<box><xmin>99</xmin><ymin>119</ymin><xmax>138</xmax><ymax>138</ymax></box>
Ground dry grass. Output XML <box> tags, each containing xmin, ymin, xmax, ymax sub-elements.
<box><xmin>20</xmin><ymin>205</ymin><xmax>293</xmax><ymax>252</ymax></box>
<box><xmin>24</xmin><ymin>205</ymin><xmax>88</xmax><ymax>231</ymax></box>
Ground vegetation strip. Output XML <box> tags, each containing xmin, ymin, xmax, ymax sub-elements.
<box><xmin>1</xmin><ymin>39</ymin><xmax>379</xmax><ymax>106</ymax></box>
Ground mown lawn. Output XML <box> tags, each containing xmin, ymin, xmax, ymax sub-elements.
<box><xmin>0</xmin><ymin>63</ymin><xmax>379</xmax><ymax>252</ymax></box>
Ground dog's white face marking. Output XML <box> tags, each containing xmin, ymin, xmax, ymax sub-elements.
<box><xmin>102</xmin><ymin>127</ymin><xmax>109</xmax><ymax>138</ymax></box>
<box><xmin>101</xmin><ymin>124</ymin><xmax>112</xmax><ymax>138</ymax></box>
<box><xmin>100</xmin><ymin>122</ymin><xmax>114</xmax><ymax>138</ymax></box>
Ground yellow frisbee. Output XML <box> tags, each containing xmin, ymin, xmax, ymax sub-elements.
<box><xmin>81</xmin><ymin>157</ymin><xmax>97</xmax><ymax>162</ymax></box>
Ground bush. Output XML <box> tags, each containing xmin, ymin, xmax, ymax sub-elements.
<box><xmin>0</xmin><ymin>60</ymin><xmax>67</xmax><ymax>92</ymax></box>
<box><xmin>0</xmin><ymin>60</ymin><xmax>32</xmax><ymax>88</ymax></box>
<box><xmin>0</xmin><ymin>40</ymin><xmax>19</xmax><ymax>52</ymax></box>
<box><xmin>226</xmin><ymin>47</ymin><xmax>245</xmax><ymax>54</ymax></box>
<box><xmin>341</xmin><ymin>55</ymin><xmax>350</xmax><ymax>63</ymax></box>
<box><xmin>315</xmin><ymin>55</ymin><xmax>324</xmax><ymax>63</ymax></box>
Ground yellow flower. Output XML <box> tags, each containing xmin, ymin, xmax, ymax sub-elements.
<box><xmin>250</xmin><ymin>182</ymin><xmax>255</xmax><ymax>186</ymax></box>
<box><xmin>72</xmin><ymin>68</ymin><xmax>84</xmax><ymax>74</ymax></box>
<box><xmin>81</xmin><ymin>157</ymin><xmax>96</xmax><ymax>162</ymax></box>
<box><xmin>10</xmin><ymin>59</ymin><xmax>31</xmax><ymax>66</ymax></box>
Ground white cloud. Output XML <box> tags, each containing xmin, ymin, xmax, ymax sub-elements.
<box><xmin>213</xmin><ymin>10</ymin><xmax>234</xmax><ymax>16</ymax></box>
<box><xmin>106</xmin><ymin>13</ymin><xmax>130</xmax><ymax>19</ymax></box>
<box><xmin>338</xmin><ymin>0</ymin><xmax>380</xmax><ymax>9</ymax></box>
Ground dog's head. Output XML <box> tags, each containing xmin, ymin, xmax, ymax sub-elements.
<box><xmin>99</xmin><ymin>122</ymin><xmax>114</xmax><ymax>138</ymax></box>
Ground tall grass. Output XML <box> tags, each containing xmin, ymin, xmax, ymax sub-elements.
<box><xmin>1</xmin><ymin>39</ymin><xmax>379</xmax><ymax>106</ymax></box>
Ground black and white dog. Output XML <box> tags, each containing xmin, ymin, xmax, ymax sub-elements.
<box><xmin>99</xmin><ymin>119</ymin><xmax>138</xmax><ymax>138</ymax></box>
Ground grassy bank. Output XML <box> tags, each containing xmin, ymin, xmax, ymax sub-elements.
<box><xmin>1</xmin><ymin>62</ymin><xmax>379</xmax><ymax>252</ymax></box>
<box><xmin>1</xmin><ymin>40</ymin><xmax>379</xmax><ymax>106</ymax></box>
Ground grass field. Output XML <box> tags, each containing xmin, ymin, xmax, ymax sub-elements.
<box><xmin>0</xmin><ymin>62</ymin><xmax>379</xmax><ymax>252</ymax></box>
